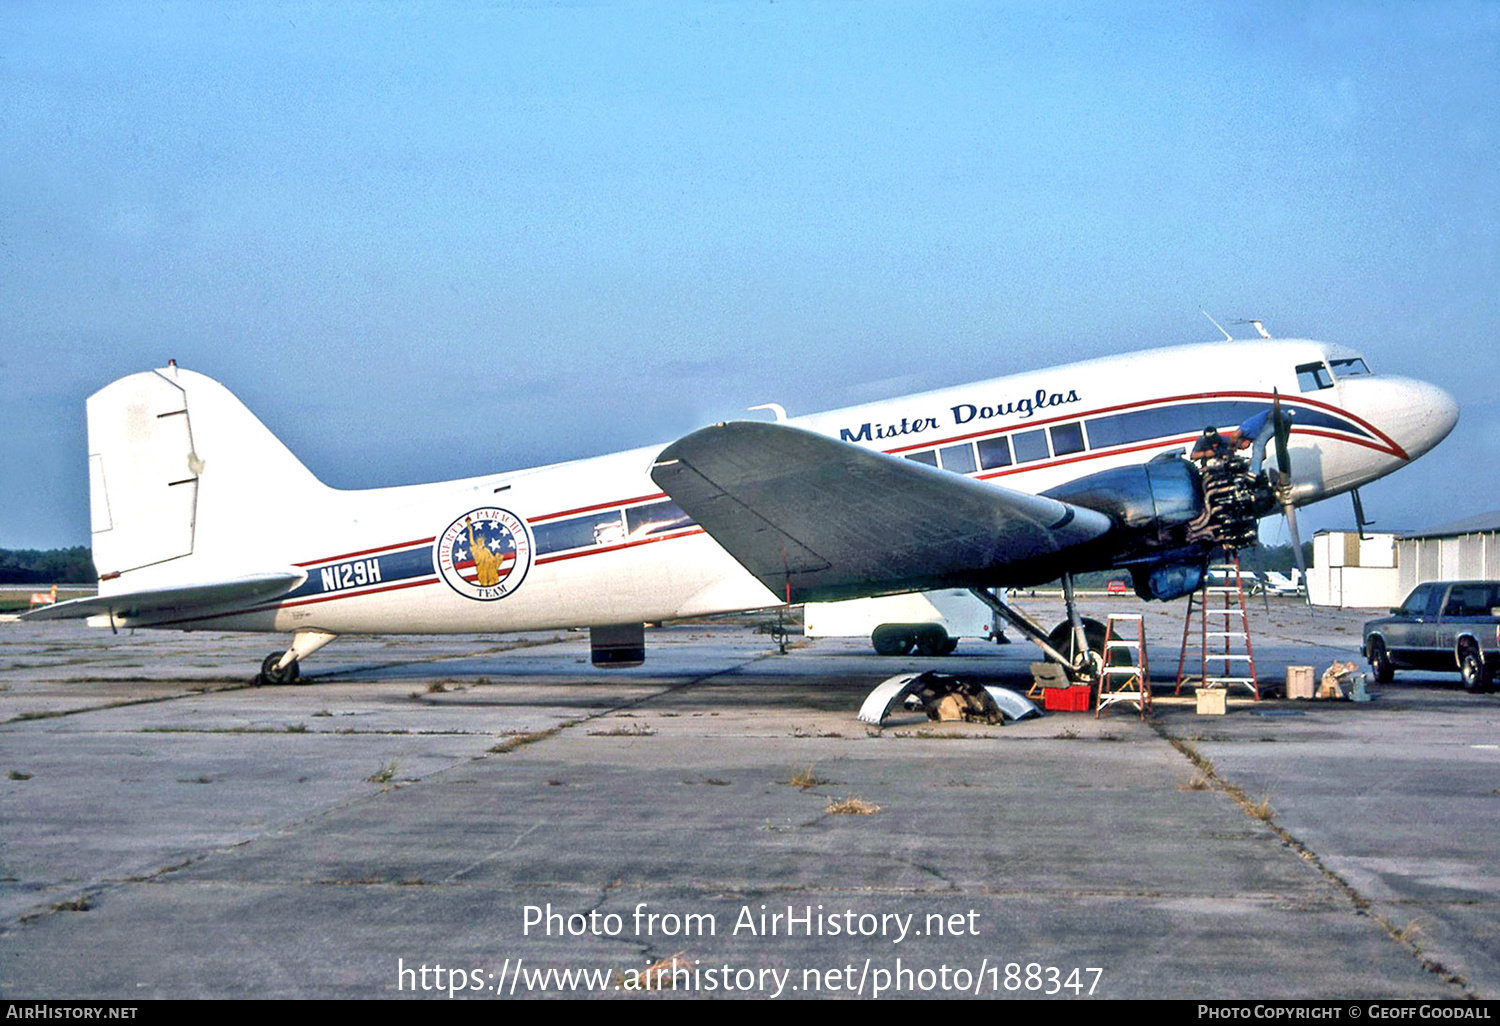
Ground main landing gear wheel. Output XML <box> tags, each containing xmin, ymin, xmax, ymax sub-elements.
<box><xmin>1047</xmin><ymin>617</ymin><xmax>1107</xmax><ymax>667</ymax></box>
<box><xmin>257</xmin><ymin>653</ymin><xmax>300</xmax><ymax>686</ymax></box>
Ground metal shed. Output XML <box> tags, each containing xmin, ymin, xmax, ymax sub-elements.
<box><xmin>1309</xmin><ymin>511</ymin><xmax>1500</xmax><ymax>609</ymax></box>
<box><xmin>1395</xmin><ymin>511</ymin><xmax>1500</xmax><ymax>595</ymax></box>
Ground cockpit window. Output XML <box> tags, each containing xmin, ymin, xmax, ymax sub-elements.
<box><xmin>1329</xmin><ymin>357</ymin><xmax>1371</xmax><ymax>378</ymax></box>
<box><xmin>1296</xmin><ymin>362</ymin><xmax>1334</xmax><ymax>392</ymax></box>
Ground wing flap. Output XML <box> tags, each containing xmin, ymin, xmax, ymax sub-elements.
<box><xmin>650</xmin><ymin>421</ymin><xmax>1112</xmax><ymax>603</ymax></box>
<box><xmin>20</xmin><ymin>572</ymin><xmax>305</xmax><ymax>622</ymax></box>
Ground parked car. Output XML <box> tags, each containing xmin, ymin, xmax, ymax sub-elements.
<box><xmin>1362</xmin><ymin>581</ymin><xmax>1500</xmax><ymax>693</ymax></box>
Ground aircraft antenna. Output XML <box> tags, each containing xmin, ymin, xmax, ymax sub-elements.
<box><xmin>1232</xmin><ymin>318</ymin><xmax>1272</xmax><ymax>339</ymax></box>
<box><xmin>1201</xmin><ymin>310</ymin><xmax>1233</xmax><ymax>342</ymax></box>
<box><xmin>747</xmin><ymin>402</ymin><xmax>788</xmax><ymax>423</ymax></box>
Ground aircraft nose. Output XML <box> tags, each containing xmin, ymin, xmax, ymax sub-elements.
<box><xmin>1371</xmin><ymin>377</ymin><xmax>1459</xmax><ymax>462</ymax></box>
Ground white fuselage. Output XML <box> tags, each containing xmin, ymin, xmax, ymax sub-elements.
<box><xmin>114</xmin><ymin>339</ymin><xmax>1457</xmax><ymax>635</ymax></box>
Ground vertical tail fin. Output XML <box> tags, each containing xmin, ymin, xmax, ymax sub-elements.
<box><xmin>88</xmin><ymin>366</ymin><xmax>326</xmax><ymax>588</ymax></box>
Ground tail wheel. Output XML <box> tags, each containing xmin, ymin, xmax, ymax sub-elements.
<box><xmin>258</xmin><ymin>653</ymin><xmax>299</xmax><ymax>686</ymax></box>
<box><xmin>1459</xmin><ymin>644</ymin><xmax>1491</xmax><ymax>694</ymax></box>
<box><xmin>1368</xmin><ymin>638</ymin><xmax>1394</xmax><ymax>683</ymax></box>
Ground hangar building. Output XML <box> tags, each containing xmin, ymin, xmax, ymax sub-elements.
<box><xmin>1309</xmin><ymin>511</ymin><xmax>1500</xmax><ymax>609</ymax></box>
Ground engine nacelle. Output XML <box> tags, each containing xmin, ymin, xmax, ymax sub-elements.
<box><xmin>1043</xmin><ymin>448</ymin><xmax>1277</xmax><ymax>601</ymax></box>
<box><xmin>1042</xmin><ymin>454</ymin><xmax>1205</xmax><ymax>548</ymax></box>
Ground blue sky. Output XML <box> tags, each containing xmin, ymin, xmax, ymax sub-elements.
<box><xmin>2</xmin><ymin>1</ymin><xmax>1496</xmax><ymax>550</ymax></box>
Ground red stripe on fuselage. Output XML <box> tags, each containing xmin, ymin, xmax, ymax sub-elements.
<box><xmin>294</xmin><ymin>537</ymin><xmax>436</xmax><ymax>568</ymax></box>
<box><xmin>535</xmin><ymin>527</ymin><xmax>705</xmax><ymax>565</ymax></box>
<box><xmin>528</xmin><ymin>493</ymin><xmax>667</xmax><ymax>524</ymax></box>
<box><xmin>977</xmin><ymin>428</ymin><xmax>1402</xmax><ymax>482</ymax></box>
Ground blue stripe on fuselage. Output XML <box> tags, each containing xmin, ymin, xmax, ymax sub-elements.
<box><xmin>284</xmin><ymin>545</ymin><xmax>435</xmax><ymax>599</ymax></box>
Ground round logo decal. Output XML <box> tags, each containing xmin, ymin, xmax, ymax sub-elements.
<box><xmin>435</xmin><ymin>507</ymin><xmax>533</xmax><ymax>601</ymax></box>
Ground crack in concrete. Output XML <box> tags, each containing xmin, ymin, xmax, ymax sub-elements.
<box><xmin>1155</xmin><ymin>723</ymin><xmax>1476</xmax><ymax>998</ymax></box>
<box><xmin>893</xmin><ymin>859</ymin><xmax>960</xmax><ymax>891</ymax></box>
<box><xmin>1</xmin><ymin>649</ymin><xmax>782</xmax><ymax>928</ymax></box>
<box><xmin>1</xmin><ymin>636</ymin><xmax>578</xmax><ymax>726</ymax></box>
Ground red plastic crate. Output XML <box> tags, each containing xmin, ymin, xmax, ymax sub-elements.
<box><xmin>1043</xmin><ymin>684</ymin><xmax>1092</xmax><ymax>712</ymax></box>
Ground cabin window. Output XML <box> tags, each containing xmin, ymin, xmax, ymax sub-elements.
<box><xmin>905</xmin><ymin>450</ymin><xmax>938</xmax><ymax>467</ymax></box>
<box><xmin>533</xmin><ymin>511</ymin><xmax>625</xmax><ymax>554</ymax></box>
<box><xmin>1296</xmin><ymin>362</ymin><xmax>1334</xmax><ymax>391</ymax></box>
<box><xmin>1049</xmin><ymin>422</ymin><xmax>1085</xmax><ymax>456</ymax></box>
<box><xmin>1329</xmin><ymin>357</ymin><xmax>1371</xmax><ymax>378</ymax></box>
<box><xmin>938</xmin><ymin>443</ymin><xmax>977</xmax><ymax>474</ymax></box>
<box><xmin>625</xmin><ymin>500</ymin><xmax>693</xmax><ymax>539</ymax></box>
<box><xmin>1011</xmin><ymin>429</ymin><xmax>1050</xmax><ymax>463</ymax></box>
<box><xmin>976</xmin><ymin>436</ymin><xmax>1012</xmax><ymax>470</ymax></box>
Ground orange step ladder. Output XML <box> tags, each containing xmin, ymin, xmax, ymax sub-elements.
<box><xmin>1175</xmin><ymin>559</ymin><xmax>1259</xmax><ymax>700</ymax></box>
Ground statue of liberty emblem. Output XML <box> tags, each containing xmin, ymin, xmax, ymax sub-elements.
<box><xmin>435</xmin><ymin>507</ymin><xmax>533</xmax><ymax>600</ymax></box>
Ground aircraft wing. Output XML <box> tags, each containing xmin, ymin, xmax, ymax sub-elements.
<box><xmin>20</xmin><ymin>572</ymin><xmax>305</xmax><ymax>623</ymax></box>
<box><xmin>651</xmin><ymin>421</ymin><xmax>1114</xmax><ymax>603</ymax></box>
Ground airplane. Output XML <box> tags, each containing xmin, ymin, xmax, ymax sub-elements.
<box><xmin>24</xmin><ymin>337</ymin><xmax>1458</xmax><ymax>686</ymax></box>
<box><xmin>1263</xmin><ymin>569</ymin><xmax>1306</xmax><ymax>596</ymax></box>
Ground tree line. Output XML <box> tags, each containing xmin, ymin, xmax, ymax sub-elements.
<box><xmin>0</xmin><ymin>548</ymin><xmax>97</xmax><ymax>584</ymax></box>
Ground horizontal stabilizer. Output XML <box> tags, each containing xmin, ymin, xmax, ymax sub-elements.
<box><xmin>20</xmin><ymin>573</ymin><xmax>305</xmax><ymax>623</ymax></box>
<box><xmin>651</xmin><ymin>421</ymin><xmax>1112</xmax><ymax>603</ymax></box>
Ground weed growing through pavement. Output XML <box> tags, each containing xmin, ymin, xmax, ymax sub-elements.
<box><xmin>825</xmin><ymin>796</ymin><xmax>880</xmax><ymax>815</ymax></box>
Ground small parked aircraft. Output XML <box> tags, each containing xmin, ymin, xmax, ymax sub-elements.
<box><xmin>25</xmin><ymin>337</ymin><xmax>1457</xmax><ymax>683</ymax></box>
<box><xmin>1263</xmin><ymin>569</ymin><xmax>1307</xmax><ymax>596</ymax></box>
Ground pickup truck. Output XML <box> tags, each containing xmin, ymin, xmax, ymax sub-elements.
<box><xmin>1362</xmin><ymin>580</ymin><xmax>1500</xmax><ymax>693</ymax></box>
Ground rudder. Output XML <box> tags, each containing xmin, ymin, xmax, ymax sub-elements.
<box><xmin>88</xmin><ymin>365</ymin><xmax>326</xmax><ymax>586</ymax></box>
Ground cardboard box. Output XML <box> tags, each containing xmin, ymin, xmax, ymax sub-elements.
<box><xmin>1286</xmin><ymin>665</ymin><xmax>1315</xmax><ymax>700</ymax></box>
<box><xmin>1195</xmin><ymin>689</ymin><xmax>1227</xmax><ymax>715</ymax></box>
<box><xmin>1043</xmin><ymin>685</ymin><xmax>1092</xmax><ymax>712</ymax></box>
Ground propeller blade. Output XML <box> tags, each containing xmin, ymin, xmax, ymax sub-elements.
<box><xmin>1283</xmin><ymin>497</ymin><xmax>1311</xmax><ymax>607</ymax></box>
<box><xmin>1252</xmin><ymin>530</ymin><xmax>1271</xmax><ymax>614</ymax></box>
